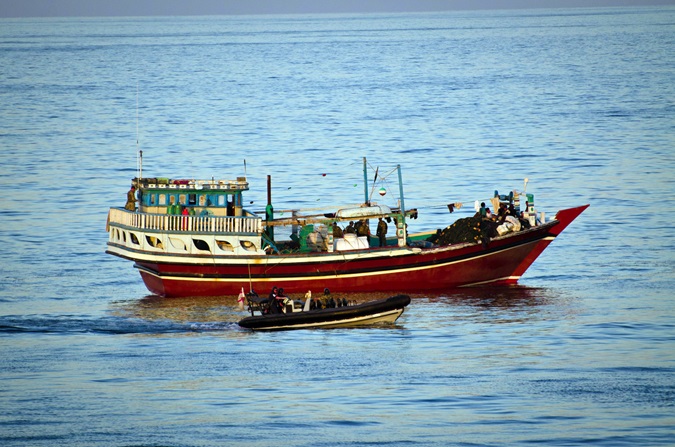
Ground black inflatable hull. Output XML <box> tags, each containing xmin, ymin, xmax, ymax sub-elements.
<box><xmin>238</xmin><ymin>295</ymin><xmax>411</xmax><ymax>331</ymax></box>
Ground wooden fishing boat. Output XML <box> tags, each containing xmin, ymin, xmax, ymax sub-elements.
<box><xmin>106</xmin><ymin>156</ymin><xmax>588</xmax><ymax>297</ymax></box>
<box><xmin>238</xmin><ymin>294</ymin><xmax>411</xmax><ymax>331</ymax></box>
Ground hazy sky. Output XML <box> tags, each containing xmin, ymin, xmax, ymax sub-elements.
<box><xmin>1</xmin><ymin>0</ymin><xmax>674</xmax><ymax>18</ymax></box>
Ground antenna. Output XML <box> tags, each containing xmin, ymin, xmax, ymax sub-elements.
<box><xmin>136</xmin><ymin>82</ymin><xmax>142</xmax><ymax>180</ymax></box>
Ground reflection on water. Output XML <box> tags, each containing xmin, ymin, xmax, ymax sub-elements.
<box><xmin>431</xmin><ymin>285</ymin><xmax>569</xmax><ymax>307</ymax></box>
<box><xmin>2</xmin><ymin>8</ymin><xmax>674</xmax><ymax>445</ymax></box>
<box><xmin>404</xmin><ymin>285</ymin><xmax>581</xmax><ymax>328</ymax></box>
<box><xmin>109</xmin><ymin>285</ymin><xmax>576</xmax><ymax>328</ymax></box>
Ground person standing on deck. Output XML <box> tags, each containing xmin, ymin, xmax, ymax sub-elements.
<box><xmin>376</xmin><ymin>217</ymin><xmax>388</xmax><ymax>247</ymax></box>
<box><xmin>124</xmin><ymin>186</ymin><xmax>137</xmax><ymax>211</ymax></box>
<box><xmin>181</xmin><ymin>206</ymin><xmax>189</xmax><ymax>230</ymax></box>
<box><xmin>332</xmin><ymin>222</ymin><xmax>344</xmax><ymax>238</ymax></box>
<box><xmin>356</xmin><ymin>219</ymin><xmax>370</xmax><ymax>238</ymax></box>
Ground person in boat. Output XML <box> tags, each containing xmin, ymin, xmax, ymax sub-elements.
<box><xmin>497</xmin><ymin>203</ymin><xmax>507</xmax><ymax>223</ymax></box>
<box><xmin>334</xmin><ymin>293</ymin><xmax>348</xmax><ymax>307</ymax></box>
<box><xmin>474</xmin><ymin>202</ymin><xmax>487</xmax><ymax>219</ymax></box>
<box><xmin>332</xmin><ymin>222</ymin><xmax>344</xmax><ymax>238</ymax></box>
<box><xmin>323</xmin><ymin>288</ymin><xmax>336</xmax><ymax>308</ymax></box>
<box><xmin>124</xmin><ymin>185</ymin><xmax>137</xmax><ymax>211</ymax></box>
<box><xmin>356</xmin><ymin>219</ymin><xmax>370</xmax><ymax>238</ymax></box>
<box><xmin>344</xmin><ymin>221</ymin><xmax>356</xmax><ymax>234</ymax></box>
<box><xmin>376</xmin><ymin>217</ymin><xmax>388</xmax><ymax>247</ymax></box>
<box><xmin>268</xmin><ymin>286</ymin><xmax>282</xmax><ymax>314</ymax></box>
<box><xmin>310</xmin><ymin>293</ymin><xmax>324</xmax><ymax>310</ymax></box>
<box><xmin>181</xmin><ymin>206</ymin><xmax>189</xmax><ymax>230</ymax></box>
<box><xmin>277</xmin><ymin>287</ymin><xmax>292</xmax><ymax>312</ymax></box>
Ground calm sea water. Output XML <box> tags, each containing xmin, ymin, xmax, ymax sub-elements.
<box><xmin>1</xmin><ymin>6</ymin><xmax>674</xmax><ymax>446</ymax></box>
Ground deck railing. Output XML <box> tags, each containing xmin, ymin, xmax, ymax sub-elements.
<box><xmin>108</xmin><ymin>207</ymin><xmax>262</xmax><ymax>234</ymax></box>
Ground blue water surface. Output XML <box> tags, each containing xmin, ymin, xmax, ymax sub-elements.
<box><xmin>1</xmin><ymin>6</ymin><xmax>674</xmax><ymax>446</ymax></box>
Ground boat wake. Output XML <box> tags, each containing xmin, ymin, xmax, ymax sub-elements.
<box><xmin>0</xmin><ymin>314</ymin><xmax>239</xmax><ymax>335</ymax></box>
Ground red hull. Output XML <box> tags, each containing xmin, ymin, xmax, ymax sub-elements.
<box><xmin>133</xmin><ymin>205</ymin><xmax>588</xmax><ymax>297</ymax></box>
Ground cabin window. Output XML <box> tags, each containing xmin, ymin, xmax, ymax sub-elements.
<box><xmin>130</xmin><ymin>232</ymin><xmax>140</xmax><ymax>245</ymax></box>
<box><xmin>158</xmin><ymin>194</ymin><xmax>166</xmax><ymax>206</ymax></box>
<box><xmin>199</xmin><ymin>195</ymin><xmax>207</xmax><ymax>206</ymax></box>
<box><xmin>149</xmin><ymin>194</ymin><xmax>156</xmax><ymax>205</ymax></box>
<box><xmin>218</xmin><ymin>195</ymin><xmax>226</xmax><ymax>206</ymax></box>
<box><xmin>188</xmin><ymin>194</ymin><xmax>197</xmax><ymax>205</ymax></box>
<box><xmin>122</xmin><ymin>231</ymin><xmax>127</xmax><ymax>243</ymax></box>
<box><xmin>179</xmin><ymin>194</ymin><xmax>186</xmax><ymax>205</ymax></box>
<box><xmin>193</xmin><ymin>239</ymin><xmax>211</xmax><ymax>252</ymax></box>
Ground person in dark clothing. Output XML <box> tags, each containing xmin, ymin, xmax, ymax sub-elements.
<box><xmin>356</xmin><ymin>220</ymin><xmax>370</xmax><ymax>238</ymax></box>
<box><xmin>332</xmin><ymin>222</ymin><xmax>344</xmax><ymax>238</ymax></box>
<box><xmin>125</xmin><ymin>186</ymin><xmax>137</xmax><ymax>211</ymax></box>
<box><xmin>323</xmin><ymin>288</ymin><xmax>336</xmax><ymax>308</ymax></box>
<box><xmin>376</xmin><ymin>217</ymin><xmax>388</xmax><ymax>247</ymax></box>
<box><xmin>268</xmin><ymin>286</ymin><xmax>282</xmax><ymax>313</ymax></box>
<box><xmin>310</xmin><ymin>293</ymin><xmax>323</xmax><ymax>310</ymax></box>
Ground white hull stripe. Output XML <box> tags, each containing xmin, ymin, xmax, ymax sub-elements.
<box><xmin>462</xmin><ymin>276</ymin><xmax>521</xmax><ymax>287</ymax></box>
<box><xmin>110</xmin><ymin>234</ymin><xmax>557</xmax><ymax>267</ymax></box>
<box><xmin>249</xmin><ymin>309</ymin><xmax>404</xmax><ymax>330</ymax></box>
<box><xmin>138</xmin><ymin>239</ymin><xmax>546</xmax><ymax>284</ymax></box>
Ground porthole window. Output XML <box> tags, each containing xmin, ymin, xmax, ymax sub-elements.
<box><xmin>146</xmin><ymin>235</ymin><xmax>163</xmax><ymax>249</ymax></box>
<box><xmin>240</xmin><ymin>240</ymin><xmax>257</xmax><ymax>252</ymax></box>
<box><xmin>216</xmin><ymin>240</ymin><xmax>234</xmax><ymax>252</ymax></box>
<box><xmin>193</xmin><ymin>239</ymin><xmax>211</xmax><ymax>252</ymax></box>
<box><xmin>130</xmin><ymin>233</ymin><xmax>140</xmax><ymax>245</ymax></box>
<box><xmin>169</xmin><ymin>237</ymin><xmax>187</xmax><ymax>251</ymax></box>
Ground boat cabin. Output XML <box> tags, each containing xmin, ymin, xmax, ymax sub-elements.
<box><xmin>132</xmin><ymin>177</ymin><xmax>249</xmax><ymax>217</ymax></box>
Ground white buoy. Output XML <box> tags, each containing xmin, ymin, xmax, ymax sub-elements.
<box><xmin>237</xmin><ymin>287</ymin><xmax>246</xmax><ymax>311</ymax></box>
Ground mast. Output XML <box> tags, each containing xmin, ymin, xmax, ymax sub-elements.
<box><xmin>136</xmin><ymin>82</ymin><xmax>142</xmax><ymax>180</ymax></box>
<box><xmin>397</xmin><ymin>164</ymin><xmax>406</xmax><ymax>246</ymax></box>
<box><xmin>266</xmin><ymin>175</ymin><xmax>274</xmax><ymax>241</ymax></box>
<box><xmin>138</xmin><ymin>150</ymin><xmax>143</xmax><ymax>180</ymax></box>
<box><xmin>363</xmin><ymin>157</ymin><xmax>369</xmax><ymax>205</ymax></box>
